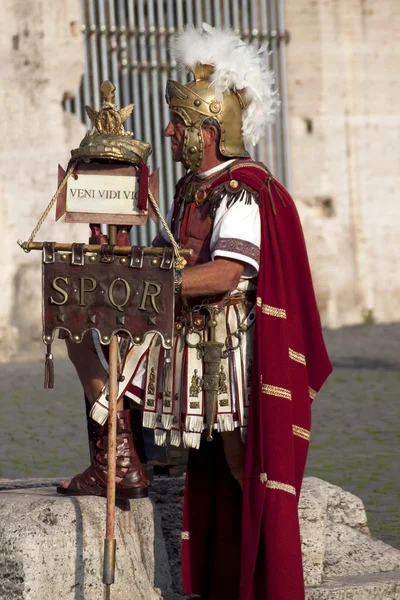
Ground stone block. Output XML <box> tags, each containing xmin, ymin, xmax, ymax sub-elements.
<box><xmin>2</xmin><ymin>477</ymin><xmax>400</xmax><ymax>599</ymax></box>
<box><xmin>285</xmin><ymin>0</ymin><xmax>400</xmax><ymax>328</ymax></box>
<box><xmin>0</xmin><ymin>485</ymin><xmax>174</xmax><ymax>600</ymax></box>
<box><xmin>299</xmin><ymin>476</ymin><xmax>329</xmax><ymax>585</ymax></box>
<box><xmin>299</xmin><ymin>477</ymin><xmax>400</xmax><ymax>586</ymax></box>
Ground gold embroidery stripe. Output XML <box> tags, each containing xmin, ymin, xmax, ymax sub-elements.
<box><xmin>262</xmin><ymin>383</ymin><xmax>292</xmax><ymax>401</ymax></box>
<box><xmin>256</xmin><ymin>297</ymin><xmax>287</xmax><ymax>319</ymax></box>
<box><xmin>181</xmin><ymin>531</ymin><xmax>190</xmax><ymax>541</ymax></box>
<box><xmin>259</xmin><ymin>473</ymin><xmax>296</xmax><ymax>496</ymax></box>
<box><xmin>231</xmin><ymin>162</ymin><xmax>271</xmax><ymax>176</ymax></box>
<box><xmin>267</xmin><ymin>480</ymin><xmax>296</xmax><ymax>496</ymax></box>
<box><xmin>289</xmin><ymin>348</ymin><xmax>306</xmax><ymax>366</ymax></box>
<box><xmin>293</xmin><ymin>425</ymin><xmax>310</xmax><ymax>441</ymax></box>
<box><xmin>309</xmin><ymin>387</ymin><xmax>317</xmax><ymax>400</ymax></box>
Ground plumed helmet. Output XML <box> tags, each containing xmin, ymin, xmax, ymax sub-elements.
<box><xmin>166</xmin><ymin>64</ymin><xmax>249</xmax><ymax>172</ymax></box>
<box><xmin>165</xmin><ymin>24</ymin><xmax>280</xmax><ymax>172</ymax></box>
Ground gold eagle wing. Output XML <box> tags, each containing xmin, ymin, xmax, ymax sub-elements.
<box><xmin>119</xmin><ymin>103</ymin><xmax>135</xmax><ymax>123</ymax></box>
<box><xmin>85</xmin><ymin>105</ymin><xmax>99</xmax><ymax>127</ymax></box>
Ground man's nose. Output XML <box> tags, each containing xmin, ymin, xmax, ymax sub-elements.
<box><xmin>164</xmin><ymin>121</ymin><xmax>174</xmax><ymax>137</ymax></box>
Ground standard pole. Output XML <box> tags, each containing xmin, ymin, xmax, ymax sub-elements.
<box><xmin>103</xmin><ymin>225</ymin><xmax>118</xmax><ymax>598</ymax></box>
<box><xmin>19</xmin><ymin>240</ymin><xmax>192</xmax><ymax>258</ymax></box>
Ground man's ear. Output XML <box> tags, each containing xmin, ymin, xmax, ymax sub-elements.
<box><xmin>202</xmin><ymin>125</ymin><xmax>219</xmax><ymax>148</ymax></box>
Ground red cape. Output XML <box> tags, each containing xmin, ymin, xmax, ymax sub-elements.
<box><xmin>210</xmin><ymin>160</ymin><xmax>332</xmax><ymax>599</ymax></box>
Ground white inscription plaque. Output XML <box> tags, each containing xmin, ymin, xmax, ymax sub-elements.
<box><xmin>66</xmin><ymin>173</ymin><xmax>139</xmax><ymax>215</ymax></box>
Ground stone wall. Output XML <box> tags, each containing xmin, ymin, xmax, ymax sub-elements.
<box><xmin>285</xmin><ymin>0</ymin><xmax>400</xmax><ymax>327</ymax></box>
<box><xmin>0</xmin><ymin>0</ymin><xmax>86</xmax><ymax>362</ymax></box>
<box><xmin>1</xmin><ymin>0</ymin><xmax>400</xmax><ymax>362</ymax></box>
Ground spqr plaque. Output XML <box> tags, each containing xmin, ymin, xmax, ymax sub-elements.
<box><xmin>42</xmin><ymin>243</ymin><xmax>174</xmax><ymax>348</ymax></box>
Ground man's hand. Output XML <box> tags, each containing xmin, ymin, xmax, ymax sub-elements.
<box><xmin>181</xmin><ymin>257</ymin><xmax>245</xmax><ymax>297</ymax></box>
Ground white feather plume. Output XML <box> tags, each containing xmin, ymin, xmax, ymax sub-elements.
<box><xmin>171</xmin><ymin>23</ymin><xmax>280</xmax><ymax>148</ymax></box>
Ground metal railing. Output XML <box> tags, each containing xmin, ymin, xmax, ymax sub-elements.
<box><xmin>64</xmin><ymin>0</ymin><xmax>290</xmax><ymax>245</ymax></box>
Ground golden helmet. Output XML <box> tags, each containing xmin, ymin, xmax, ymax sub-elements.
<box><xmin>165</xmin><ymin>64</ymin><xmax>249</xmax><ymax>172</ymax></box>
<box><xmin>165</xmin><ymin>24</ymin><xmax>280</xmax><ymax>172</ymax></box>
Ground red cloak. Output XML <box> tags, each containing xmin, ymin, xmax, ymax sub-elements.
<box><xmin>181</xmin><ymin>159</ymin><xmax>332</xmax><ymax>600</ymax></box>
<box><xmin>213</xmin><ymin>160</ymin><xmax>331</xmax><ymax>599</ymax></box>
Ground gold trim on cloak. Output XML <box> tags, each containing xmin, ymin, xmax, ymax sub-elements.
<box><xmin>256</xmin><ymin>297</ymin><xmax>287</xmax><ymax>319</ymax></box>
<box><xmin>293</xmin><ymin>425</ymin><xmax>310</xmax><ymax>441</ymax></box>
<box><xmin>262</xmin><ymin>383</ymin><xmax>292</xmax><ymax>401</ymax></box>
<box><xmin>260</xmin><ymin>473</ymin><xmax>296</xmax><ymax>496</ymax></box>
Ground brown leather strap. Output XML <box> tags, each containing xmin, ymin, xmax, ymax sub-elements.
<box><xmin>100</xmin><ymin>244</ymin><xmax>115</xmax><ymax>263</ymax></box>
<box><xmin>71</xmin><ymin>243</ymin><xmax>85</xmax><ymax>266</ymax></box>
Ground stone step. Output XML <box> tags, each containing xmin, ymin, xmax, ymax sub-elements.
<box><xmin>306</xmin><ymin>571</ymin><xmax>400</xmax><ymax>599</ymax></box>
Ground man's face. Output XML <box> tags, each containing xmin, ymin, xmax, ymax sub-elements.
<box><xmin>164</xmin><ymin>113</ymin><xmax>186</xmax><ymax>163</ymax></box>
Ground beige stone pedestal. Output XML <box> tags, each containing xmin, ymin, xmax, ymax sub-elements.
<box><xmin>0</xmin><ymin>485</ymin><xmax>173</xmax><ymax>600</ymax></box>
<box><xmin>1</xmin><ymin>477</ymin><xmax>400</xmax><ymax>599</ymax></box>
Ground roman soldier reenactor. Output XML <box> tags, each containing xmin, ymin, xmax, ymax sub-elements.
<box><xmin>61</xmin><ymin>24</ymin><xmax>332</xmax><ymax>600</ymax></box>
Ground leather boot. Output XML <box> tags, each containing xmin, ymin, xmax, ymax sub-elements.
<box><xmin>57</xmin><ymin>409</ymin><xmax>148</xmax><ymax>499</ymax></box>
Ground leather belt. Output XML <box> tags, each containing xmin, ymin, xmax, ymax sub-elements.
<box><xmin>175</xmin><ymin>292</ymin><xmax>256</xmax><ymax>331</ymax></box>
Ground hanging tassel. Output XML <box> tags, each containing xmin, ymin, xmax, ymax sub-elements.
<box><xmin>44</xmin><ymin>344</ymin><xmax>54</xmax><ymax>389</ymax></box>
<box><xmin>154</xmin><ymin>428</ymin><xmax>167</xmax><ymax>447</ymax></box>
<box><xmin>90</xmin><ymin>383</ymin><xmax>110</xmax><ymax>425</ymax></box>
<box><xmin>90</xmin><ymin>401</ymin><xmax>109</xmax><ymax>426</ymax></box>
<box><xmin>170</xmin><ymin>429</ymin><xmax>182</xmax><ymax>447</ymax></box>
<box><xmin>182</xmin><ymin>431</ymin><xmax>201</xmax><ymax>450</ymax></box>
<box><xmin>161</xmin><ymin>349</ymin><xmax>172</xmax><ymax>395</ymax></box>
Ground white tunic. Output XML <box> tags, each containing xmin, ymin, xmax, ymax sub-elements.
<box><xmin>93</xmin><ymin>161</ymin><xmax>261</xmax><ymax>448</ymax></box>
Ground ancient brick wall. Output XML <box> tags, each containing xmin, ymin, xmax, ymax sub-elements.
<box><xmin>1</xmin><ymin>0</ymin><xmax>399</xmax><ymax>361</ymax></box>
<box><xmin>285</xmin><ymin>0</ymin><xmax>400</xmax><ymax>327</ymax></box>
<box><xmin>0</xmin><ymin>0</ymin><xmax>86</xmax><ymax>361</ymax></box>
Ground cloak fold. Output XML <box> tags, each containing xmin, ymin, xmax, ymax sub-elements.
<box><xmin>210</xmin><ymin>161</ymin><xmax>332</xmax><ymax>600</ymax></box>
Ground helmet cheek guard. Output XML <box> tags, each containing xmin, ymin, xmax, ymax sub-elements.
<box><xmin>165</xmin><ymin>65</ymin><xmax>248</xmax><ymax>173</ymax></box>
<box><xmin>182</xmin><ymin>124</ymin><xmax>204</xmax><ymax>172</ymax></box>
<box><xmin>166</xmin><ymin>104</ymin><xmax>205</xmax><ymax>172</ymax></box>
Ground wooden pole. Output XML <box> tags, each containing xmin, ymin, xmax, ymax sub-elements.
<box><xmin>19</xmin><ymin>240</ymin><xmax>192</xmax><ymax>258</ymax></box>
<box><xmin>103</xmin><ymin>225</ymin><xmax>118</xmax><ymax>599</ymax></box>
